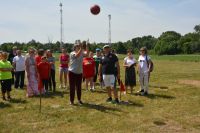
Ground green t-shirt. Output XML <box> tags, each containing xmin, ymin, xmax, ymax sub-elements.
<box><xmin>0</xmin><ymin>60</ymin><xmax>13</xmax><ymax>80</ymax></box>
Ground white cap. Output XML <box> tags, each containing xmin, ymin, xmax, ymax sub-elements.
<box><xmin>103</xmin><ymin>45</ymin><xmax>110</xmax><ymax>49</ymax></box>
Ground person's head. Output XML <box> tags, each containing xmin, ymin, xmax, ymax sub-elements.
<box><xmin>127</xmin><ymin>49</ymin><xmax>133</xmax><ymax>57</ymax></box>
<box><xmin>82</xmin><ymin>41</ymin><xmax>87</xmax><ymax>50</ymax></box>
<box><xmin>16</xmin><ymin>50</ymin><xmax>22</xmax><ymax>56</ymax></box>
<box><xmin>96</xmin><ymin>48</ymin><xmax>101</xmax><ymax>57</ymax></box>
<box><xmin>38</xmin><ymin>49</ymin><xmax>44</xmax><ymax>56</ymax></box>
<box><xmin>46</xmin><ymin>49</ymin><xmax>52</xmax><ymax>57</ymax></box>
<box><xmin>1</xmin><ymin>52</ymin><xmax>8</xmax><ymax>61</ymax></box>
<box><xmin>61</xmin><ymin>48</ymin><xmax>66</xmax><ymax>54</ymax></box>
<box><xmin>89</xmin><ymin>51</ymin><xmax>94</xmax><ymax>58</ymax></box>
<box><xmin>111</xmin><ymin>49</ymin><xmax>116</xmax><ymax>54</ymax></box>
<box><xmin>12</xmin><ymin>46</ymin><xmax>17</xmax><ymax>53</ymax></box>
<box><xmin>74</xmin><ymin>40</ymin><xmax>81</xmax><ymax>52</ymax></box>
<box><xmin>41</xmin><ymin>56</ymin><xmax>47</xmax><ymax>63</ymax></box>
<box><xmin>28</xmin><ymin>47</ymin><xmax>35</xmax><ymax>56</ymax></box>
<box><xmin>140</xmin><ymin>47</ymin><xmax>147</xmax><ymax>56</ymax></box>
<box><xmin>103</xmin><ymin>45</ymin><xmax>110</xmax><ymax>54</ymax></box>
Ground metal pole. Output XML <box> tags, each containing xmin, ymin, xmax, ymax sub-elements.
<box><xmin>108</xmin><ymin>14</ymin><xmax>111</xmax><ymax>46</ymax></box>
<box><xmin>60</xmin><ymin>3</ymin><xmax>63</xmax><ymax>49</ymax></box>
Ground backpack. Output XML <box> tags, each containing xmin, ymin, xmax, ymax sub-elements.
<box><xmin>146</xmin><ymin>55</ymin><xmax>154</xmax><ymax>72</ymax></box>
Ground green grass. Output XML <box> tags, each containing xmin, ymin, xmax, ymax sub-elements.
<box><xmin>0</xmin><ymin>55</ymin><xmax>200</xmax><ymax>133</ymax></box>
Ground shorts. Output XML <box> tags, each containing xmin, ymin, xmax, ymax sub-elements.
<box><xmin>1</xmin><ymin>79</ymin><xmax>12</xmax><ymax>93</ymax></box>
<box><xmin>59</xmin><ymin>67</ymin><xmax>68</xmax><ymax>73</ymax></box>
<box><xmin>103</xmin><ymin>75</ymin><xmax>116</xmax><ymax>88</ymax></box>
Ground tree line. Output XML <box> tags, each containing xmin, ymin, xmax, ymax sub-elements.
<box><xmin>1</xmin><ymin>24</ymin><xmax>200</xmax><ymax>55</ymax></box>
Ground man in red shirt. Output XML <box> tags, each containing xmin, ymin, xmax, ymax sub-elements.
<box><xmin>37</xmin><ymin>56</ymin><xmax>51</xmax><ymax>93</ymax></box>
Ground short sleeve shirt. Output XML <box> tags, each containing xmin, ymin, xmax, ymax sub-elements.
<box><xmin>13</xmin><ymin>55</ymin><xmax>25</xmax><ymax>71</ymax></box>
<box><xmin>0</xmin><ymin>60</ymin><xmax>13</xmax><ymax>80</ymax></box>
<box><xmin>68</xmin><ymin>51</ymin><xmax>83</xmax><ymax>74</ymax></box>
<box><xmin>138</xmin><ymin>55</ymin><xmax>151</xmax><ymax>73</ymax></box>
<box><xmin>100</xmin><ymin>52</ymin><xmax>118</xmax><ymax>75</ymax></box>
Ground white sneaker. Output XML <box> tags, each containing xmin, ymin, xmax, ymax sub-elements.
<box><xmin>59</xmin><ymin>85</ymin><xmax>63</xmax><ymax>89</ymax></box>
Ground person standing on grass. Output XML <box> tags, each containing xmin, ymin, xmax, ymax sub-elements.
<box><xmin>0</xmin><ymin>52</ymin><xmax>13</xmax><ymax>100</ymax></box>
<box><xmin>123</xmin><ymin>49</ymin><xmax>137</xmax><ymax>94</ymax></box>
<box><xmin>68</xmin><ymin>40</ymin><xmax>88</xmax><ymax>105</ymax></box>
<box><xmin>83</xmin><ymin>51</ymin><xmax>96</xmax><ymax>91</ymax></box>
<box><xmin>12</xmin><ymin>50</ymin><xmax>25</xmax><ymax>89</ymax></box>
<box><xmin>93</xmin><ymin>48</ymin><xmax>102</xmax><ymax>88</ymax></box>
<box><xmin>35</xmin><ymin>49</ymin><xmax>44</xmax><ymax>65</ymax></box>
<box><xmin>25</xmin><ymin>48</ymin><xmax>39</xmax><ymax>97</ymax></box>
<box><xmin>98</xmin><ymin>45</ymin><xmax>120</xmax><ymax>104</ymax></box>
<box><xmin>59</xmin><ymin>48</ymin><xmax>69</xmax><ymax>89</ymax></box>
<box><xmin>8</xmin><ymin>46</ymin><xmax>17</xmax><ymax>85</ymax></box>
<box><xmin>46</xmin><ymin>50</ymin><xmax>56</xmax><ymax>92</ymax></box>
<box><xmin>37</xmin><ymin>56</ymin><xmax>51</xmax><ymax>94</ymax></box>
<box><xmin>138</xmin><ymin>47</ymin><xmax>152</xmax><ymax>96</ymax></box>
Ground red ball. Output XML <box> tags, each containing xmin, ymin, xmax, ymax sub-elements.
<box><xmin>90</xmin><ymin>5</ymin><xmax>100</xmax><ymax>15</ymax></box>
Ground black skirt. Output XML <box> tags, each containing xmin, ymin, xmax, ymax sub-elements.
<box><xmin>125</xmin><ymin>65</ymin><xmax>136</xmax><ymax>87</ymax></box>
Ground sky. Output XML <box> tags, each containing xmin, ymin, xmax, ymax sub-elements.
<box><xmin>0</xmin><ymin>0</ymin><xmax>200</xmax><ymax>44</ymax></box>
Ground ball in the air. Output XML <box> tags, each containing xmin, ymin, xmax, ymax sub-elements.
<box><xmin>90</xmin><ymin>5</ymin><xmax>100</xmax><ymax>15</ymax></box>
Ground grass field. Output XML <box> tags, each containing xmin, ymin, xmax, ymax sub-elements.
<box><xmin>0</xmin><ymin>55</ymin><xmax>200</xmax><ymax>133</ymax></box>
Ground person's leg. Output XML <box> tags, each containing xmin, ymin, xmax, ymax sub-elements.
<box><xmin>64</xmin><ymin>69</ymin><xmax>68</xmax><ymax>88</ymax></box>
<box><xmin>59</xmin><ymin>68</ymin><xmax>63</xmax><ymax>88</ymax></box>
<box><xmin>1</xmin><ymin>80</ymin><xmax>6</xmax><ymax>100</ymax></box>
<box><xmin>85</xmin><ymin>78</ymin><xmax>89</xmax><ymax>90</ymax></box>
<box><xmin>45</xmin><ymin>80</ymin><xmax>49</xmax><ymax>92</ymax></box>
<box><xmin>130</xmin><ymin>86</ymin><xmax>133</xmax><ymax>94</ymax></box>
<box><xmin>90</xmin><ymin>77</ymin><xmax>94</xmax><ymax>90</ymax></box>
<box><xmin>48</xmin><ymin>72</ymin><xmax>52</xmax><ymax>91</ymax></box>
<box><xmin>143</xmin><ymin>73</ymin><xmax>149</xmax><ymax>94</ymax></box>
<box><xmin>20</xmin><ymin>71</ymin><xmax>25</xmax><ymax>89</ymax></box>
<box><xmin>14</xmin><ymin>71</ymin><xmax>20</xmax><ymax>89</ymax></box>
<box><xmin>6</xmin><ymin>79</ymin><xmax>12</xmax><ymax>99</ymax></box>
<box><xmin>139</xmin><ymin>73</ymin><xmax>145</xmax><ymax>92</ymax></box>
<box><xmin>69</xmin><ymin>71</ymin><xmax>76</xmax><ymax>104</ymax></box>
<box><xmin>76</xmin><ymin>73</ymin><xmax>82</xmax><ymax>102</ymax></box>
<box><xmin>51</xmin><ymin>69</ymin><xmax>56</xmax><ymax>92</ymax></box>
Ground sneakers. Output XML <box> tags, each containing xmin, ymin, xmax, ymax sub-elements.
<box><xmin>59</xmin><ymin>85</ymin><xmax>63</xmax><ymax>89</ymax></box>
<box><xmin>106</xmin><ymin>97</ymin><xmax>112</xmax><ymax>103</ymax></box>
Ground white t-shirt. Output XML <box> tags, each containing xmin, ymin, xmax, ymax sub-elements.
<box><xmin>124</xmin><ymin>57</ymin><xmax>136</xmax><ymax>66</ymax></box>
<box><xmin>138</xmin><ymin>55</ymin><xmax>151</xmax><ymax>73</ymax></box>
<box><xmin>13</xmin><ymin>55</ymin><xmax>25</xmax><ymax>71</ymax></box>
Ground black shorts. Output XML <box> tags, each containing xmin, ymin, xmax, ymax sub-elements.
<box><xmin>1</xmin><ymin>79</ymin><xmax>12</xmax><ymax>93</ymax></box>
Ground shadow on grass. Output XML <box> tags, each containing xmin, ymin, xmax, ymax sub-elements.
<box><xmin>79</xmin><ymin>103</ymin><xmax>122</xmax><ymax>115</ymax></box>
<box><xmin>149</xmin><ymin>85</ymin><xmax>169</xmax><ymax>89</ymax></box>
<box><xmin>145</xmin><ymin>93</ymin><xmax>175</xmax><ymax>99</ymax></box>
<box><xmin>93</xmin><ymin>90</ymin><xmax>107</xmax><ymax>94</ymax></box>
<box><xmin>42</xmin><ymin>91</ymin><xmax>68</xmax><ymax>98</ymax></box>
<box><xmin>0</xmin><ymin>102</ymin><xmax>11</xmax><ymax>108</ymax></box>
<box><xmin>120</xmin><ymin>100</ymin><xmax>144</xmax><ymax>107</ymax></box>
<box><xmin>153</xmin><ymin>120</ymin><xmax>166</xmax><ymax>126</ymax></box>
<box><xmin>10</xmin><ymin>98</ymin><xmax>27</xmax><ymax>104</ymax></box>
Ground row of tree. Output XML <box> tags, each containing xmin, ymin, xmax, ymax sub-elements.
<box><xmin>1</xmin><ymin>24</ymin><xmax>200</xmax><ymax>55</ymax></box>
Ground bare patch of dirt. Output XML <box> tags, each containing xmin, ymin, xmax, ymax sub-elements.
<box><xmin>178</xmin><ymin>80</ymin><xmax>200</xmax><ymax>88</ymax></box>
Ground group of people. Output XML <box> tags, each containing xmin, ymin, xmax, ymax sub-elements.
<box><xmin>0</xmin><ymin>40</ymin><xmax>153</xmax><ymax>105</ymax></box>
